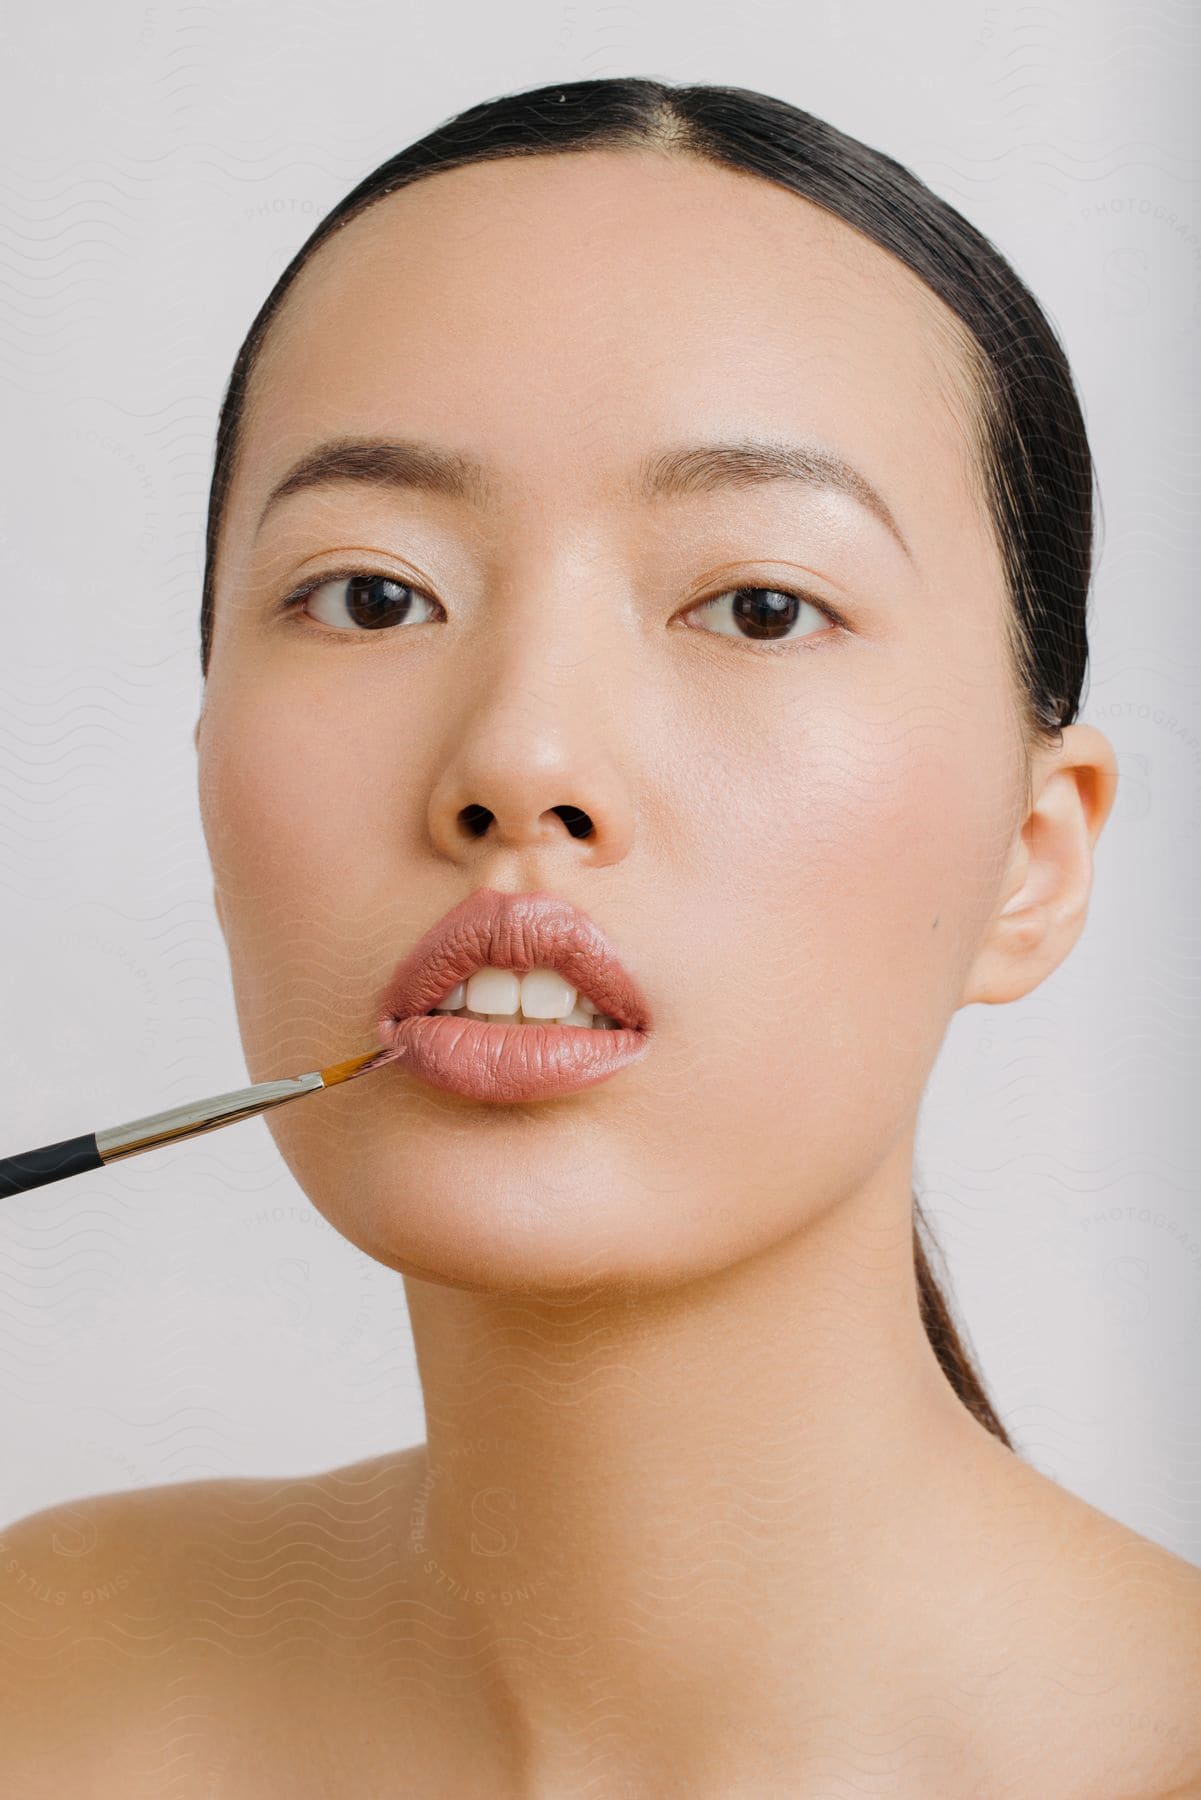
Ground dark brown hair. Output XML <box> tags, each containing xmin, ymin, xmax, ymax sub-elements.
<box><xmin>201</xmin><ymin>78</ymin><xmax>1101</xmax><ymax>1454</ymax></box>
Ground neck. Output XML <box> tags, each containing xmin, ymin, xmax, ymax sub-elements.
<box><xmin>399</xmin><ymin>1133</ymin><xmax>1011</xmax><ymax>1792</ymax></box>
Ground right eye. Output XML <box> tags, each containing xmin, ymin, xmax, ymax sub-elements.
<box><xmin>280</xmin><ymin>570</ymin><xmax>446</xmax><ymax>633</ymax></box>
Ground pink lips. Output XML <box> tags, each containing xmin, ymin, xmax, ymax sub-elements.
<box><xmin>374</xmin><ymin>888</ymin><xmax>654</xmax><ymax>1103</ymax></box>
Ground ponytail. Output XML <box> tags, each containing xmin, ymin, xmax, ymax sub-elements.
<box><xmin>913</xmin><ymin>1196</ymin><xmax>1013</xmax><ymax>1450</ymax></box>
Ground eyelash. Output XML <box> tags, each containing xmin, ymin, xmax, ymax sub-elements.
<box><xmin>274</xmin><ymin>565</ymin><xmax>850</xmax><ymax>651</ymax></box>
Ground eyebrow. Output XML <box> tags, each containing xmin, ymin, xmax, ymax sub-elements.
<box><xmin>255</xmin><ymin>433</ymin><xmax>912</xmax><ymax>560</ymax></box>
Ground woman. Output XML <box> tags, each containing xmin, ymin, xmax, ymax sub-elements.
<box><xmin>4</xmin><ymin>77</ymin><xmax>1199</xmax><ymax>1798</ymax></box>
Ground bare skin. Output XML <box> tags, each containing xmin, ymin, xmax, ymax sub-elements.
<box><xmin>2</xmin><ymin>1443</ymin><xmax>1199</xmax><ymax>1797</ymax></box>
<box><xmin>3</xmin><ymin>148</ymin><xmax>1198</xmax><ymax>1797</ymax></box>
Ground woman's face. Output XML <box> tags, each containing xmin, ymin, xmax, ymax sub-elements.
<box><xmin>196</xmin><ymin>148</ymin><xmax>1028</xmax><ymax>1291</ymax></box>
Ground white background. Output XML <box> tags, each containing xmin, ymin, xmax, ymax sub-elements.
<box><xmin>1</xmin><ymin>1</ymin><xmax>1198</xmax><ymax>1564</ymax></box>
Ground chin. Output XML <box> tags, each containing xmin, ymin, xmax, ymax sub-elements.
<box><xmin>271</xmin><ymin>1117</ymin><xmax>739</xmax><ymax>1298</ymax></box>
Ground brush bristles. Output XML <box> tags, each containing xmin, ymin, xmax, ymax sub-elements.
<box><xmin>319</xmin><ymin>1048</ymin><xmax>391</xmax><ymax>1087</ymax></box>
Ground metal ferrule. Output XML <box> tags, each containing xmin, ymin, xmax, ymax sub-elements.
<box><xmin>95</xmin><ymin>1071</ymin><xmax>327</xmax><ymax>1162</ymax></box>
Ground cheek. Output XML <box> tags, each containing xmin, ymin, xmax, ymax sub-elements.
<box><xmin>812</xmin><ymin>696</ymin><xmax>1016</xmax><ymax>1089</ymax></box>
<box><xmin>197</xmin><ymin>679</ymin><xmax>387</xmax><ymax>1073</ymax></box>
<box><xmin>198</xmin><ymin>679</ymin><xmax>372</xmax><ymax>891</ymax></box>
<box><xmin>680</xmin><ymin>687</ymin><xmax>1019</xmax><ymax>1182</ymax></box>
<box><xmin>806</xmin><ymin>720</ymin><xmax>988</xmax><ymax>939</ymax></box>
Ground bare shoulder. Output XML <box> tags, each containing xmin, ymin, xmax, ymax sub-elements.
<box><xmin>1079</xmin><ymin>1519</ymin><xmax>1201</xmax><ymax>1799</ymax></box>
<box><xmin>0</xmin><ymin>1476</ymin><xmax>210</xmax><ymax>1796</ymax></box>
<box><xmin>986</xmin><ymin>1451</ymin><xmax>1201</xmax><ymax>1797</ymax></box>
<box><xmin>0</xmin><ymin>1450</ymin><xmax>428</xmax><ymax>1798</ymax></box>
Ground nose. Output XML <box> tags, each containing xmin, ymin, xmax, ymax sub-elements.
<box><xmin>422</xmin><ymin>538</ymin><xmax>643</xmax><ymax>872</ymax></box>
<box><xmin>424</xmin><ymin>697</ymin><xmax>637</xmax><ymax>872</ymax></box>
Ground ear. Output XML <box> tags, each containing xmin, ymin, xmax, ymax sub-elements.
<box><xmin>959</xmin><ymin>723</ymin><xmax>1120</xmax><ymax>1007</ymax></box>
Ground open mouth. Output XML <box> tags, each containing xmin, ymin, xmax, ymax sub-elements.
<box><xmin>378</xmin><ymin>932</ymin><xmax>651</xmax><ymax>1101</ymax></box>
<box><xmin>425</xmin><ymin>967</ymin><xmax>625</xmax><ymax>1030</ymax></box>
<box><xmin>375</xmin><ymin>889</ymin><xmax>655</xmax><ymax>1086</ymax></box>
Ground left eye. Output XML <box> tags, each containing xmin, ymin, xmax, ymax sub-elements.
<box><xmin>283</xmin><ymin>571</ymin><xmax>444</xmax><ymax>631</ymax></box>
<box><xmin>683</xmin><ymin>585</ymin><xmax>841</xmax><ymax>646</ymax></box>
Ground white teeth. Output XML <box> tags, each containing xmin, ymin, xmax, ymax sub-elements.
<box><xmin>464</xmin><ymin>968</ymin><xmax>522</xmax><ymax>1015</ymax></box>
<box><xmin>559</xmin><ymin>1004</ymin><xmax>599</xmax><ymax>1028</ymax></box>
<box><xmin>430</xmin><ymin>965</ymin><xmax>619</xmax><ymax>1027</ymax></box>
<box><xmin>513</xmin><ymin>967</ymin><xmax>577</xmax><ymax>1019</ymax></box>
<box><xmin>458</xmin><ymin>966</ymin><xmax>579</xmax><ymax>1019</ymax></box>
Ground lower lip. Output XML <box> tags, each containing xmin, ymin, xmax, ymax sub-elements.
<box><xmin>378</xmin><ymin>1014</ymin><xmax>651</xmax><ymax>1102</ymax></box>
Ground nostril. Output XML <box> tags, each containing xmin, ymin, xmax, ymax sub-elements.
<box><xmin>458</xmin><ymin>804</ymin><xmax>592</xmax><ymax>840</ymax></box>
<box><xmin>555</xmin><ymin>805</ymin><xmax>593</xmax><ymax>840</ymax></box>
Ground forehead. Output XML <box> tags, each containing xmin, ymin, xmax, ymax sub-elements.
<box><xmin>230</xmin><ymin>149</ymin><xmax>983</xmax><ymax>562</ymax></box>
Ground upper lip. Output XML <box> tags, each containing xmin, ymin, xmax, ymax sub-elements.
<box><xmin>376</xmin><ymin>888</ymin><xmax>654</xmax><ymax>1034</ymax></box>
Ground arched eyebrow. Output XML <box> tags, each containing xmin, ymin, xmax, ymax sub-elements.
<box><xmin>254</xmin><ymin>433</ymin><xmax>913</xmax><ymax>562</ymax></box>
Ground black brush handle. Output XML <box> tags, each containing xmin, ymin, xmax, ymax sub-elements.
<box><xmin>0</xmin><ymin>1132</ymin><xmax>104</xmax><ymax>1197</ymax></box>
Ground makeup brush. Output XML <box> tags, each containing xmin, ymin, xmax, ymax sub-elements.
<box><xmin>0</xmin><ymin>1048</ymin><xmax>395</xmax><ymax>1198</ymax></box>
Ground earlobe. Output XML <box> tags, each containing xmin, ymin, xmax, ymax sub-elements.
<box><xmin>958</xmin><ymin>724</ymin><xmax>1120</xmax><ymax>1007</ymax></box>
